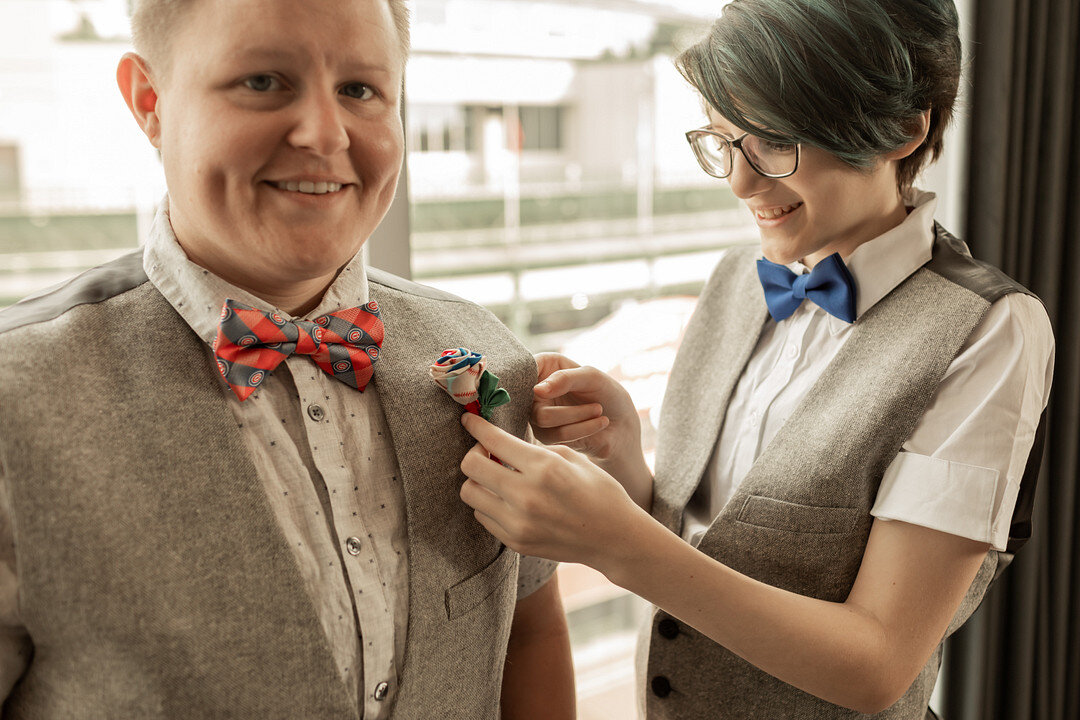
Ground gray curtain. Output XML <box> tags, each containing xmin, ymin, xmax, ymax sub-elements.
<box><xmin>943</xmin><ymin>1</ymin><xmax>1080</xmax><ymax>718</ymax></box>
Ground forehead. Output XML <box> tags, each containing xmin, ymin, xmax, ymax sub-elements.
<box><xmin>172</xmin><ymin>0</ymin><xmax>402</xmax><ymax>74</ymax></box>
<box><xmin>705</xmin><ymin>107</ymin><xmax>741</xmax><ymax>136</ymax></box>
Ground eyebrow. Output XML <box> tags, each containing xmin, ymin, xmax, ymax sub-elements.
<box><xmin>228</xmin><ymin>46</ymin><xmax>394</xmax><ymax>75</ymax></box>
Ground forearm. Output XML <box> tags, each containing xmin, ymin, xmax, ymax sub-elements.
<box><xmin>501</xmin><ymin>575</ymin><xmax>576</xmax><ymax>720</ymax></box>
<box><xmin>600</xmin><ymin>517</ymin><xmax>908</xmax><ymax>713</ymax></box>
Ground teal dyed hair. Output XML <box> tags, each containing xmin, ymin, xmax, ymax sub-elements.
<box><xmin>676</xmin><ymin>0</ymin><xmax>961</xmax><ymax>190</ymax></box>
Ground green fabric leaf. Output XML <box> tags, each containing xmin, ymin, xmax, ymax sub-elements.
<box><xmin>478</xmin><ymin>370</ymin><xmax>511</xmax><ymax>421</ymax></box>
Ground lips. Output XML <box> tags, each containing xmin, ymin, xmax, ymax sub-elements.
<box><xmin>754</xmin><ymin>202</ymin><xmax>803</xmax><ymax>220</ymax></box>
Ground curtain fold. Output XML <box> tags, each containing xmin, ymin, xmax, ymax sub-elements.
<box><xmin>944</xmin><ymin>1</ymin><xmax>1080</xmax><ymax>718</ymax></box>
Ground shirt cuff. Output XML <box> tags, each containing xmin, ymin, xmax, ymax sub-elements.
<box><xmin>516</xmin><ymin>555</ymin><xmax>559</xmax><ymax>601</ymax></box>
<box><xmin>871</xmin><ymin>452</ymin><xmax>1012</xmax><ymax>551</ymax></box>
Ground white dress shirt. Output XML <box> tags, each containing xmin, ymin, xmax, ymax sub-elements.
<box><xmin>0</xmin><ymin>201</ymin><xmax>556</xmax><ymax>711</ymax></box>
<box><xmin>683</xmin><ymin>190</ymin><xmax>1055</xmax><ymax>552</ymax></box>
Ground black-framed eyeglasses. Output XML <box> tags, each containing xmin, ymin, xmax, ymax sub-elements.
<box><xmin>685</xmin><ymin>127</ymin><xmax>800</xmax><ymax>179</ymax></box>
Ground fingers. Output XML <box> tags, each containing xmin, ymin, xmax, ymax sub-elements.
<box><xmin>460</xmin><ymin>412</ymin><xmax>539</xmax><ymax>465</ymax></box>
<box><xmin>534</xmin><ymin>365</ymin><xmax>607</xmax><ymax>400</ymax></box>
<box><xmin>533</xmin><ymin>416</ymin><xmax>610</xmax><ymax>446</ymax></box>
<box><xmin>531</xmin><ymin>402</ymin><xmax>604</xmax><ymax>429</ymax></box>
<box><xmin>459</xmin><ymin>476</ymin><xmax>507</xmax><ymax>518</ymax></box>
<box><xmin>534</xmin><ymin>352</ymin><xmax>580</xmax><ymax>384</ymax></box>
<box><xmin>460</xmin><ymin>442</ymin><xmax>519</xmax><ymax>493</ymax></box>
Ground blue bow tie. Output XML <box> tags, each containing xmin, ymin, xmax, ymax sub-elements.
<box><xmin>756</xmin><ymin>252</ymin><xmax>857</xmax><ymax>323</ymax></box>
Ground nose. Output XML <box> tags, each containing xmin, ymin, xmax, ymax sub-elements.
<box><xmin>725</xmin><ymin>148</ymin><xmax>771</xmax><ymax>200</ymax></box>
<box><xmin>287</xmin><ymin>88</ymin><xmax>350</xmax><ymax>156</ymax></box>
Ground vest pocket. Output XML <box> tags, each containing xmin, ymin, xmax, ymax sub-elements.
<box><xmin>444</xmin><ymin>545</ymin><xmax>518</xmax><ymax>620</ymax></box>
<box><xmin>736</xmin><ymin>495</ymin><xmax>859</xmax><ymax>535</ymax></box>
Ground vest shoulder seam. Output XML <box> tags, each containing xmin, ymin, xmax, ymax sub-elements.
<box><xmin>0</xmin><ymin>250</ymin><xmax>149</xmax><ymax>335</ymax></box>
<box><xmin>925</xmin><ymin>224</ymin><xmax>1035</xmax><ymax>304</ymax></box>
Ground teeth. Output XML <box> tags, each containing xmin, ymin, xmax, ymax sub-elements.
<box><xmin>274</xmin><ymin>181</ymin><xmax>343</xmax><ymax>194</ymax></box>
<box><xmin>756</xmin><ymin>203</ymin><xmax>800</xmax><ymax>220</ymax></box>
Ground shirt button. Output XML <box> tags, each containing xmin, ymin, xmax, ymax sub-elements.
<box><xmin>307</xmin><ymin>404</ymin><xmax>325</xmax><ymax>422</ymax></box>
<box><xmin>749</xmin><ymin>410</ymin><xmax>760</xmax><ymax>426</ymax></box>
<box><xmin>373</xmin><ymin>681</ymin><xmax>390</xmax><ymax>701</ymax></box>
<box><xmin>346</xmin><ymin>536</ymin><xmax>362</xmax><ymax>556</ymax></box>
<box><xmin>786</xmin><ymin>344</ymin><xmax>799</xmax><ymax>359</ymax></box>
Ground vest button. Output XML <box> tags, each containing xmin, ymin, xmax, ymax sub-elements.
<box><xmin>307</xmin><ymin>404</ymin><xmax>325</xmax><ymax>422</ymax></box>
<box><xmin>651</xmin><ymin>675</ymin><xmax>672</xmax><ymax>698</ymax></box>
<box><xmin>657</xmin><ymin>618</ymin><xmax>680</xmax><ymax>639</ymax></box>
<box><xmin>373</xmin><ymin>681</ymin><xmax>390</xmax><ymax>701</ymax></box>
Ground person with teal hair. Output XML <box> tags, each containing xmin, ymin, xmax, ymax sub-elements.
<box><xmin>454</xmin><ymin>0</ymin><xmax>1055</xmax><ymax>717</ymax></box>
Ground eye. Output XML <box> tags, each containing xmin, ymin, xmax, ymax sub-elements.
<box><xmin>340</xmin><ymin>83</ymin><xmax>376</xmax><ymax>101</ymax></box>
<box><xmin>764</xmin><ymin>139</ymin><xmax>797</xmax><ymax>153</ymax></box>
<box><xmin>244</xmin><ymin>75</ymin><xmax>281</xmax><ymax>92</ymax></box>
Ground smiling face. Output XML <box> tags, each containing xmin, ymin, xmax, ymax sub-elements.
<box><xmin>707</xmin><ymin>109</ymin><xmax>910</xmax><ymax>268</ymax></box>
<box><xmin>141</xmin><ymin>0</ymin><xmax>404</xmax><ymax>311</ymax></box>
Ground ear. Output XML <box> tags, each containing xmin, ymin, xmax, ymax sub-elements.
<box><xmin>884</xmin><ymin>108</ymin><xmax>932</xmax><ymax>161</ymax></box>
<box><xmin>117</xmin><ymin>52</ymin><xmax>162</xmax><ymax>148</ymax></box>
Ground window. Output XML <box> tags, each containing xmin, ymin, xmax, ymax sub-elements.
<box><xmin>519</xmin><ymin>105</ymin><xmax>564</xmax><ymax>151</ymax></box>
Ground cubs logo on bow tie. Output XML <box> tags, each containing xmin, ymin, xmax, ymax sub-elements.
<box><xmin>212</xmin><ymin>298</ymin><xmax>384</xmax><ymax>401</ymax></box>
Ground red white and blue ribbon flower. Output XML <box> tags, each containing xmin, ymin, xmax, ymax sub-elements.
<box><xmin>429</xmin><ymin>347</ymin><xmax>510</xmax><ymax>421</ymax></box>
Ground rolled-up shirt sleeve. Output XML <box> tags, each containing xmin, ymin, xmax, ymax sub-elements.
<box><xmin>871</xmin><ymin>292</ymin><xmax>1055</xmax><ymax>551</ymax></box>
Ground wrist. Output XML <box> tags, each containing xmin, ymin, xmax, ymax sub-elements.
<box><xmin>594</xmin><ymin>504</ymin><xmax>667</xmax><ymax>588</ymax></box>
<box><xmin>599</xmin><ymin>454</ymin><xmax>654</xmax><ymax>510</ymax></box>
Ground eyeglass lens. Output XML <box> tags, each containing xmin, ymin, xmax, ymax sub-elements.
<box><xmin>690</xmin><ymin>132</ymin><xmax>797</xmax><ymax>178</ymax></box>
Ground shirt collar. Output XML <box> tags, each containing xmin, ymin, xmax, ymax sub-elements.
<box><xmin>784</xmin><ymin>188</ymin><xmax>937</xmax><ymax>335</ymax></box>
<box><xmin>143</xmin><ymin>196</ymin><xmax>370</xmax><ymax>347</ymax></box>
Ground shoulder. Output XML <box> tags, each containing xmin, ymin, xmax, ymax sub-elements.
<box><xmin>924</xmin><ymin>223</ymin><xmax>1035</xmax><ymax>304</ymax></box>
<box><xmin>367</xmin><ymin>267</ymin><xmax>517</xmax><ymax>336</ymax></box>
<box><xmin>0</xmin><ymin>250</ymin><xmax>149</xmax><ymax>338</ymax></box>
<box><xmin>367</xmin><ymin>267</ymin><xmax>478</xmax><ymax>305</ymax></box>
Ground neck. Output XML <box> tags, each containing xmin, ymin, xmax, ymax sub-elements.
<box><xmin>802</xmin><ymin>194</ymin><xmax>908</xmax><ymax>269</ymax></box>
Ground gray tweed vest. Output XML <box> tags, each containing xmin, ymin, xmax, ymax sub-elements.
<box><xmin>0</xmin><ymin>252</ymin><xmax>535</xmax><ymax>719</ymax></box>
<box><xmin>643</xmin><ymin>226</ymin><xmax>1035</xmax><ymax>719</ymax></box>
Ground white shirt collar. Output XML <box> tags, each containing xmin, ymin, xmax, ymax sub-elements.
<box><xmin>783</xmin><ymin>189</ymin><xmax>937</xmax><ymax>335</ymax></box>
<box><xmin>143</xmin><ymin>196</ymin><xmax>370</xmax><ymax>346</ymax></box>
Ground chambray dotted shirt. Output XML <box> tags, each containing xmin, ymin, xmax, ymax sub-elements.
<box><xmin>0</xmin><ymin>201</ymin><xmax>557</xmax><ymax>716</ymax></box>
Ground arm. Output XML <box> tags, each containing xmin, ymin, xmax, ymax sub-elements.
<box><xmin>500</xmin><ymin>574</ymin><xmax>575</xmax><ymax>720</ymax></box>
<box><xmin>459</xmin><ymin>418</ymin><xmax>988</xmax><ymax>713</ymax></box>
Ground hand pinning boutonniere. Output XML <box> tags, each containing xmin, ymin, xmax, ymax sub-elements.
<box><xmin>429</xmin><ymin>347</ymin><xmax>511</xmax><ymax>421</ymax></box>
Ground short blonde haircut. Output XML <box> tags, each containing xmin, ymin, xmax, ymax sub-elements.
<box><xmin>130</xmin><ymin>0</ymin><xmax>411</xmax><ymax>76</ymax></box>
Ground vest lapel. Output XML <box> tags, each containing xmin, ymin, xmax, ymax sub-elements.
<box><xmin>653</xmin><ymin>247</ymin><xmax>769</xmax><ymax>531</ymax></box>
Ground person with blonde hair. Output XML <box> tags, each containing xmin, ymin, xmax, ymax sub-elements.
<box><xmin>0</xmin><ymin>1</ymin><xmax>574</xmax><ymax>717</ymax></box>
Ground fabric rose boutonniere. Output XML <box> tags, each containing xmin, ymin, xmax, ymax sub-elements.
<box><xmin>429</xmin><ymin>347</ymin><xmax>511</xmax><ymax>421</ymax></box>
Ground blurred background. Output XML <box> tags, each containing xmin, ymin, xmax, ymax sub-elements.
<box><xmin>2</xmin><ymin>2</ymin><xmax>1076</xmax><ymax>720</ymax></box>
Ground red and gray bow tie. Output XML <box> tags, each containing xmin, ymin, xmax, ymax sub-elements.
<box><xmin>212</xmin><ymin>298</ymin><xmax>384</xmax><ymax>401</ymax></box>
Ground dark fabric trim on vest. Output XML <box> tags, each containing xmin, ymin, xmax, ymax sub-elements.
<box><xmin>0</xmin><ymin>250</ymin><xmax>148</xmax><ymax>334</ymax></box>
<box><xmin>927</xmin><ymin>223</ymin><xmax>1046</xmax><ymax>554</ymax></box>
<box><xmin>926</xmin><ymin>223</ymin><xmax>1035</xmax><ymax>303</ymax></box>
<box><xmin>1008</xmin><ymin>407</ymin><xmax>1047</xmax><ymax>554</ymax></box>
